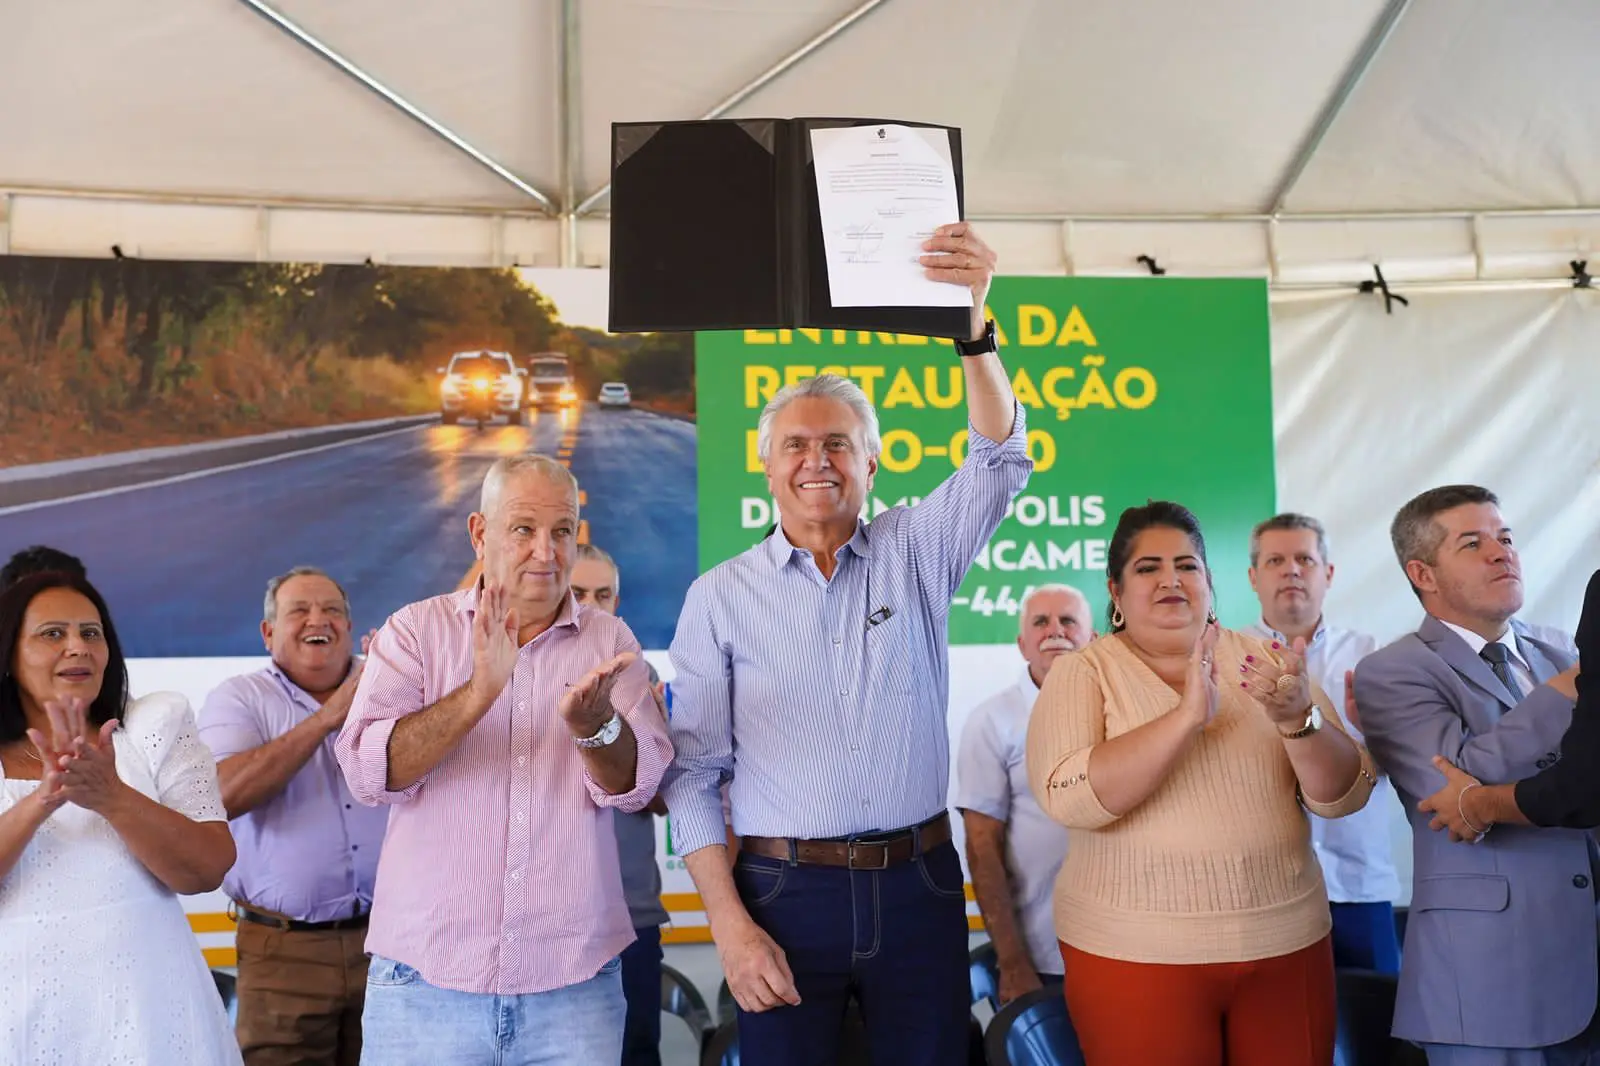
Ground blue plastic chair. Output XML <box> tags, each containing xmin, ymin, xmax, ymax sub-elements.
<box><xmin>969</xmin><ymin>940</ymin><xmax>1001</xmax><ymax>1008</ymax></box>
<box><xmin>210</xmin><ymin>969</ymin><xmax>238</xmax><ymax>1026</ymax></box>
<box><xmin>983</xmin><ymin>987</ymin><xmax>1085</xmax><ymax>1066</ymax></box>
<box><xmin>1333</xmin><ymin>968</ymin><xmax>1428</xmax><ymax>1066</ymax></box>
<box><xmin>661</xmin><ymin>963</ymin><xmax>714</xmax><ymax>1049</ymax></box>
<box><xmin>702</xmin><ymin>1018</ymin><xmax>739</xmax><ymax>1066</ymax></box>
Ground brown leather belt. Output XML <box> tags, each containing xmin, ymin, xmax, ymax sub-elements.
<box><xmin>741</xmin><ymin>812</ymin><xmax>952</xmax><ymax>870</ymax></box>
<box><xmin>232</xmin><ymin>901</ymin><xmax>369</xmax><ymax>933</ymax></box>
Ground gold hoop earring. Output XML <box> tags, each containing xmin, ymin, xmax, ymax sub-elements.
<box><xmin>1111</xmin><ymin>604</ymin><xmax>1125</xmax><ymax>629</ymax></box>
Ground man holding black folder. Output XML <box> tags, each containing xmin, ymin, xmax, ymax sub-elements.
<box><xmin>662</xmin><ymin>223</ymin><xmax>1031</xmax><ymax>1065</ymax></box>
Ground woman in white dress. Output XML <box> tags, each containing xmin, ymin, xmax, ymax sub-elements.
<box><xmin>0</xmin><ymin>570</ymin><xmax>243</xmax><ymax>1065</ymax></box>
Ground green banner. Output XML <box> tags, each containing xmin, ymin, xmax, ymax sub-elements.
<box><xmin>694</xmin><ymin>277</ymin><xmax>1275</xmax><ymax>644</ymax></box>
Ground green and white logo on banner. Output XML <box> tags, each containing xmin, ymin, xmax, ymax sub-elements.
<box><xmin>694</xmin><ymin>277</ymin><xmax>1276</xmax><ymax>644</ymax></box>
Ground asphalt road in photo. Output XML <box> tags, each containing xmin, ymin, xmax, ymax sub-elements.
<box><xmin>0</xmin><ymin>405</ymin><xmax>697</xmax><ymax>656</ymax></box>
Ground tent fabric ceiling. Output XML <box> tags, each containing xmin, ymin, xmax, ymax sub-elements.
<box><xmin>4</xmin><ymin>0</ymin><xmax>1599</xmax><ymax>270</ymax></box>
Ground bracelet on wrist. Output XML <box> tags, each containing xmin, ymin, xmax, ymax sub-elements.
<box><xmin>1458</xmin><ymin>781</ymin><xmax>1489</xmax><ymax>839</ymax></box>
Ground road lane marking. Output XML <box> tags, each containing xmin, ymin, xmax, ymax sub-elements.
<box><xmin>0</xmin><ymin>423</ymin><xmax>431</xmax><ymax>518</ymax></box>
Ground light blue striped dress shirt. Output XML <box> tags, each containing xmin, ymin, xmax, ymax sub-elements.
<box><xmin>662</xmin><ymin>403</ymin><xmax>1033</xmax><ymax>856</ymax></box>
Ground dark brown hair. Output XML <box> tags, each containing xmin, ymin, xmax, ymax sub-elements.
<box><xmin>1106</xmin><ymin>500</ymin><xmax>1211</xmax><ymax>632</ymax></box>
<box><xmin>0</xmin><ymin>572</ymin><xmax>128</xmax><ymax>744</ymax></box>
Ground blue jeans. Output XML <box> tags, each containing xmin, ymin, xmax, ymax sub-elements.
<box><xmin>1330</xmin><ymin>901</ymin><xmax>1402</xmax><ymax>974</ymax></box>
<box><xmin>620</xmin><ymin>925</ymin><xmax>663</xmax><ymax>1066</ymax></box>
<box><xmin>358</xmin><ymin>953</ymin><xmax>625</xmax><ymax>1066</ymax></box>
<box><xmin>733</xmin><ymin>838</ymin><xmax>970</xmax><ymax>1066</ymax></box>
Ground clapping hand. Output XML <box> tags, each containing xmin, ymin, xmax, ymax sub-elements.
<box><xmin>317</xmin><ymin>628</ymin><xmax>380</xmax><ymax>735</ymax></box>
<box><xmin>470</xmin><ymin>585</ymin><xmax>520</xmax><ymax>707</ymax></box>
<box><xmin>32</xmin><ymin>696</ymin><xmax>125</xmax><ymax>814</ymax></box>
<box><xmin>1179</xmin><ymin>622</ymin><xmax>1222</xmax><ymax>729</ymax></box>
<box><xmin>21</xmin><ymin>721</ymin><xmax>69</xmax><ymax>814</ymax></box>
<box><xmin>1240</xmin><ymin>638</ymin><xmax>1313</xmax><ymax>727</ymax></box>
<box><xmin>559</xmin><ymin>653</ymin><xmax>636</xmax><ymax>739</ymax></box>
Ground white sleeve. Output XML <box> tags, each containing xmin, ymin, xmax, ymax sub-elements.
<box><xmin>124</xmin><ymin>693</ymin><xmax>229</xmax><ymax>823</ymax></box>
<box><xmin>954</xmin><ymin>699</ymin><xmax>1012</xmax><ymax>823</ymax></box>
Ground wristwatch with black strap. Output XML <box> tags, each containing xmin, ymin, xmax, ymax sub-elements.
<box><xmin>954</xmin><ymin>319</ymin><xmax>997</xmax><ymax>357</ymax></box>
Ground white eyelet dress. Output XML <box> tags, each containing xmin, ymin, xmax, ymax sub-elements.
<box><xmin>0</xmin><ymin>692</ymin><xmax>243</xmax><ymax>1065</ymax></box>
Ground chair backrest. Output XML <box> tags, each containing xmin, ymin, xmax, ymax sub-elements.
<box><xmin>1334</xmin><ymin>968</ymin><xmax>1427</xmax><ymax>1066</ymax></box>
<box><xmin>702</xmin><ymin>1019</ymin><xmax>739</xmax><ymax>1066</ymax></box>
<box><xmin>716</xmin><ymin>978</ymin><xmax>738</xmax><ymax>1026</ymax></box>
<box><xmin>210</xmin><ymin>969</ymin><xmax>238</xmax><ymax>1026</ymax></box>
<box><xmin>661</xmin><ymin>964</ymin><xmax>714</xmax><ymax>1044</ymax></box>
<box><xmin>970</xmin><ymin>940</ymin><xmax>1001</xmax><ymax>1007</ymax></box>
<box><xmin>983</xmin><ymin>987</ymin><xmax>1085</xmax><ymax>1066</ymax></box>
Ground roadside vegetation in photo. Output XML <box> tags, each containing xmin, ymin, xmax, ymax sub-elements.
<box><xmin>0</xmin><ymin>256</ymin><xmax>697</xmax><ymax>466</ymax></box>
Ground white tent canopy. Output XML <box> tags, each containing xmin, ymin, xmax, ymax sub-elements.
<box><xmin>6</xmin><ymin>0</ymin><xmax>1600</xmax><ymax>286</ymax></box>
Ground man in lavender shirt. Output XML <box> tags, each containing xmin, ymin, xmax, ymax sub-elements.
<box><xmin>199</xmin><ymin>566</ymin><xmax>389</xmax><ymax>1066</ymax></box>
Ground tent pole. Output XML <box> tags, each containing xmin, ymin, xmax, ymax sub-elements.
<box><xmin>235</xmin><ymin>0</ymin><xmax>559</xmax><ymax>215</ymax></box>
<box><xmin>570</xmin><ymin>0</ymin><xmax>894</xmax><ymax>218</ymax></box>
<box><xmin>0</xmin><ymin>184</ymin><xmax>547</xmax><ymax>218</ymax></box>
<box><xmin>558</xmin><ymin>0</ymin><xmax>582</xmax><ymax>265</ymax></box>
<box><xmin>966</xmin><ymin>206</ymin><xmax>1600</xmax><ymax>224</ymax></box>
<box><xmin>1271</xmin><ymin>277</ymin><xmax>1584</xmax><ymax>301</ymax></box>
<box><xmin>1265</xmin><ymin>0</ymin><xmax>1412</xmax><ymax>215</ymax></box>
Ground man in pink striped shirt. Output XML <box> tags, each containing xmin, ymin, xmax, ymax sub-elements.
<box><xmin>335</xmin><ymin>453</ymin><xmax>672</xmax><ymax>1066</ymax></box>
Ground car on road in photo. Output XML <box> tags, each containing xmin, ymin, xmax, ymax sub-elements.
<box><xmin>597</xmin><ymin>382</ymin><xmax>632</xmax><ymax>409</ymax></box>
<box><xmin>438</xmin><ymin>350</ymin><xmax>525</xmax><ymax>425</ymax></box>
<box><xmin>525</xmin><ymin>353</ymin><xmax>579</xmax><ymax>411</ymax></box>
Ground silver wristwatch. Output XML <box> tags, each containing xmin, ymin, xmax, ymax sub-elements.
<box><xmin>572</xmin><ymin>712</ymin><xmax>623</xmax><ymax>749</ymax></box>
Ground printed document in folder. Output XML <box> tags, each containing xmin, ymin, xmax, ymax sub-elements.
<box><xmin>809</xmin><ymin>124</ymin><xmax>969</xmax><ymax>309</ymax></box>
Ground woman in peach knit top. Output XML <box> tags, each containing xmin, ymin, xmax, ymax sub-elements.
<box><xmin>1026</xmin><ymin>501</ymin><xmax>1377</xmax><ymax>1066</ymax></box>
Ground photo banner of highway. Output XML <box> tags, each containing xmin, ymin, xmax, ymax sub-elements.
<box><xmin>0</xmin><ymin>256</ymin><xmax>696</xmax><ymax>658</ymax></box>
<box><xmin>693</xmin><ymin>276</ymin><xmax>1277</xmax><ymax>641</ymax></box>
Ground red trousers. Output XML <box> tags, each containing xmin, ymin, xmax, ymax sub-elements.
<box><xmin>1059</xmin><ymin>935</ymin><xmax>1336</xmax><ymax>1066</ymax></box>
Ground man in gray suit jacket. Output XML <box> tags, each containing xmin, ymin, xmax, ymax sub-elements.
<box><xmin>1355</xmin><ymin>484</ymin><xmax>1590</xmax><ymax>1066</ymax></box>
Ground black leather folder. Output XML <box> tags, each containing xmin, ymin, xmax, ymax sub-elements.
<box><xmin>608</xmin><ymin>117</ymin><xmax>968</xmax><ymax>338</ymax></box>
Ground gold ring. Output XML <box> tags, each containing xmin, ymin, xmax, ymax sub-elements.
<box><xmin>1276</xmin><ymin>675</ymin><xmax>1298</xmax><ymax>693</ymax></box>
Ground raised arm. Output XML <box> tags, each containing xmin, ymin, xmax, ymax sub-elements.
<box><xmin>563</xmin><ymin>629</ymin><xmax>672</xmax><ymax>812</ymax></box>
<box><xmin>335</xmin><ymin>600</ymin><xmax>487</xmax><ymax>804</ymax></box>
<box><xmin>897</xmin><ymin>223</ymin><xmax>1034</xmax><ymax>598</ymax></box>
<box><xmin>920</xmin><ymin>222</ymin><xmax>1015</xmax><ymax>443</ymax></box>
<box><xmin>1240</xmin><ymin>645</ymin><xmax>1373</xmax><ymax>814</ymax></box>
<box><xmin>201</xmin><ymin>666</ymin><xmax>362</xmax><ymax>819</ymax></box>
<box><xmin>52</xmin><ymin>696</ymin><xmax>236</xmax><ymax>895</ymax></box>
